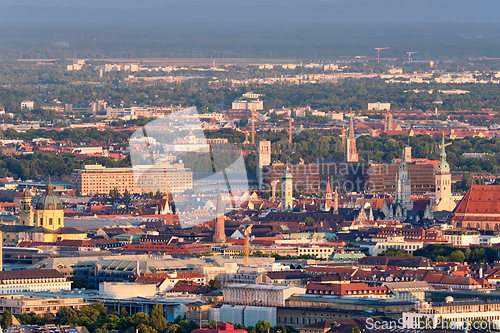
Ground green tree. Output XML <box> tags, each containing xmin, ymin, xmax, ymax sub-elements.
<box><xmin>150</xmin><ymin>304</ymin><xmax>167</xmax><ymax>333</ymax></box>
<box><xmin>208</xmin><ymin>277</ymin><xmax>222</xmax><ymax>290</ymax></box>
<box><xmin>378</xmin><ymin>247</ymin><xmax>411</xmax><ymax>257</ymax></box>
<box><xmin>120</xmin><ymin>307</ymin><xmax>129</xmax><ymax>318</ymax></box>
<box><xmin>124</xmin><ymin>188</ymin><xmax>131</xmax><ymax>199</ymax></box>
<box><xmin>255</xmin><ymin>320</ymin><xmax>271</xmax><ymax>333</ymax></box>
<box><xmin>304</xmin><ymin>217</ymin><xmax>314</xmax><ymax>226</ymax></box>
<box><xmin>449</xmin><ymin>250</ymin><xmax>466</xmax><ymax>262</ymax></box>
<box><xmin>351</xmin><ymin>327</ymin><xmax>361</xmax><ymax>333</ymax></box>
<box><xmin>1</xmin><ymin>310</ymin><xmax>12</xmax><ymax>329</ymax></box>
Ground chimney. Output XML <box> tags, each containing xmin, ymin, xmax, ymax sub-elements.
<box><xmin>479</xmin><ymin>267</ymin><xmax>484</xmax><ymax>279</ymax></box>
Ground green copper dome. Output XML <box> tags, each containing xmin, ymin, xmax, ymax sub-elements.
<box><xmin>282</xmin><ymin>165</ymin><xmax>293</xmax><ymax>180</ymax></box>
<box><xmin>437</xmin><ymin>135</ymin><xmax>450</xmax><ymax>171</ymax></box>
<box><xmin>36</xmin><ymin>181</ymin><xmax>63</xmax><ymax>210</ymax></box>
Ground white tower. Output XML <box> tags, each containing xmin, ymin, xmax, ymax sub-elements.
<box><xmin>281</xmin><ymin>165</ymin><xmax>294</xmax><ymax>212</ymax></box>
<box><xmin>434</xmin><ymin>135</ymin><xmax>455</xmax><ymax>211</ymax></box>
<box><xmin>257</xmin><ymin>140</ymin><xmax>271</xmax><ymax>189</ymax></box>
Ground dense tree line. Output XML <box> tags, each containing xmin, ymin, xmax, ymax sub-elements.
<box><xmin>16</xmin><ymin>302</ymin><xmax>292</xmax><ymax>333</ymax></box>
<box><xmin>414</xmin><ymin>244</ymin><xmax>499</xmax><ymax>264</ymax></box>
<box><xmin>1</xmin><ymin>128</ymin><xmax>131</xmax><ymax>142</ymax></box>
<box><xmin>0</xmin><ymin>152</ymin><xmax>131</xmax><ymax>179</ymax></box>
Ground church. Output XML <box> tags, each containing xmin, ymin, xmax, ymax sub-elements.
<box><xmin>1</xmin><ymin>181</ymin><xmax>87</xmax><ymax>244</ymax></box>
<box><xmin>380</xmin><ymin>145</ymin><xmax>434</xmax><ymax>223</ymax></box>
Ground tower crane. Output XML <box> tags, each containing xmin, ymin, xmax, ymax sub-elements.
<box><xmin>375</xmin><ymin>47</ymin><xmax>390</xmax><ymax>63</ymax></box>
<box><xmin>244</xmin><ymin>224</ymin><xmax>253</xmax><ymax>267</ymax></box>
<box><xmin>407</xmin><ymin>52</ymin><xmax>417</xmax><ymax>62</ymax></box>
<box><xmin>251</xmin><ymin>107</ymin><xmax>256</xmax><ymax>145</ymax></box>
<box><xmin>271</xmin><ymin>179</ymin><xmax>279</xmax><ymax>201</ymax></box>
<box><xmin>284</xmin><ymin>117</ymin><xmax>293</xmax><ymax>144</ymax></box>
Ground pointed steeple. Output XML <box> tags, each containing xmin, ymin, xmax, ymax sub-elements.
<box><xmin>440</xmin><ymin>134</ymin><xmax>447</xmax><ymax>162</ymax></box>
<box><xmin>349</xmin><ymin>109</ymin><xmax>355</xmax><ymax>138</ymax></box>
<box><xmin>333</xmin><ymin>186</ymin><xmax>339</xmax><ymax>213</ymax></box>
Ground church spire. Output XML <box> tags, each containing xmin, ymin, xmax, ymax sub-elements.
<box><xmin>440</xmin><ymin>134</ymin><xmax>447</xmax><ymax>162</ymax></box>
<box><xmin>349</xmin><ymin>108</ymin><xmax>355</xmax><ymax>138</ymax></box>
<box><xmin>345</xmin><ymin>109</ymin><xmax>358</xmax><ymax>162</ymax></box>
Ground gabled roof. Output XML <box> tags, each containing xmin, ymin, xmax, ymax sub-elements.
<box><xmin>453</xmin><ymin>185</ymin><xmax>500</xmax><ymax>218</ymax></box>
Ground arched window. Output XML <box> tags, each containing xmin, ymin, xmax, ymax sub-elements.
<box><xmin>486</xmin><ymin>224</ymin><xmax>490</xmax><ymax>231</ymax></box>
<box><xmin>49</xmin><ymin>218</ymin><xmax>53</xmax><ymax>226</ymax></box>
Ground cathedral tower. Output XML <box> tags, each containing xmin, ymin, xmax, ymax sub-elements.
<box><xmin>18</xmin><ymin>188</ymin><xmax>34</xmax><ymax>226</ymax></box>
<box><xmin>395</xmin><ymin>145</ymin><xmax>413</xmax><ymax>211</ymax></box>
<box><xmin>345</xmin><ymin>110</ymin><xmax>358</xmax><ymax>162</ymax></box>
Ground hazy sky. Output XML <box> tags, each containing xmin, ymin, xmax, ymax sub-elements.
<box><xmin>0</xmin><ymin>0</ymin><xmax>498</xmax><ymax>24</ymax></box>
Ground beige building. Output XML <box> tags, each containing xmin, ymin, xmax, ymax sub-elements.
<box><xmin>403</xmin><ymin>298</ymin><xmax>500</xmax><ymax>329</ymax></box>
<box><xmin>223</xmin><ymin>284</ymin><xmax>305</xmax><ymax>307</ymax></box>
<box><xmin>383</xmin><ymin>281</ymin><xmax>432</xmax><ymax>303</ymax></box>
<box><xmin>0</xmin><ymin>270</ymin><xmax>72</xmax><ymax>294</ymax></box>
<box><xmin>0</xmin><ymin>294</ymin><xmax>87</xmax><ymax>316</ymax></box>
<box><xmin>71</xmin><ymin>163</ymin><xmax>192</xmax><ymax>195</ymax></box>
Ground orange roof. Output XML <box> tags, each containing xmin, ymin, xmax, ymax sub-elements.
<box><xmin>453</xmin><ymin>185</ymin><xmax>500</xmax><ymax>218</ymax></box>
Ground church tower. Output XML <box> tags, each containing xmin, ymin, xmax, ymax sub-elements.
<box><xmin>434</xmin><ymin>135</ymin><xmax>454</xmax><ymax>211</ymax></box>
<box><xmin>324</xmin><ymin>179</ymin><xmax>332</xmax><ymax>211</ymax></box>
<box><xmin>18</xmin><ymin>188</ymin><xmax>34</xmax><ymax>226</ymax></box>
<box><xmin>281</xmin><ymin>165</ymin><xmax>294</xmax><ymax>212</ymax></box>
<box><xmin>213</xmin><ymin>185</ymin><xmax>226</xmax><ymax>243</ymax></box>
<box><xmin>34</xmin><ymin>181</ymin><xmax>65</xmax><ymax>232</ymax></box>
<box><xmin>345</xmin><ymin>110</ymin><xmax>358</xmax><ymax>162</ymax></box>
<box><xmin>395</xmin><ymin>145</ymin><xmax>413</xmax><ymax>211</ymax></box>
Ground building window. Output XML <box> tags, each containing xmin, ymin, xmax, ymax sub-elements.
<box><xmin>40</xmin><ymin>218</ymin><xmax>43</xmax><ymax>226</ymax></box>
<box><xmin>49</xmin><ymin>218</ymin><xmax>53</xmax><ymax>226</ymax></box>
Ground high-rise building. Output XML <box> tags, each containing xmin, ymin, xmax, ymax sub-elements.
<box><xmin>71</xmin><ymin>163</ymin><xmax>192</xmax><ymax>195</ymax></box>
<box><xmin>257</xmin><ymin>140</ymin><xmax>271</xmax><ymax>189</ymax></box>
<box><xmin>344</xmin><ymin>110</ymin><xmax>358</xmax><ymax>162</ymax></box>
<box><xmin>214</xmin><ymin>185</ymin><xmax>226</xmax><ymax>243</ymax></box>
<box><xmin>395</xmin><ymin>146</ymin><xmax>413</xmax><ymax>211</ymax></box>
<box><xmin>263</xmin><ymin>163</ymin><xmax>320</xmax><ymax>195</ymax></box>
<box><xmin>434</xmin><ymin>136</ymin><xmax>454</xmax><ymax>211</ymax></box>
<box><xmin>281</xmin><ymin>165</ymin><xmax>294</xmax><ymax>212</ymax></box>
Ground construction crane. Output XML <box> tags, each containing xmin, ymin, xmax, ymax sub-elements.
<box><xmin>271</xmin><ymin>179</ymin><xmax>279</xmax><ymax>201</ymax></box>
<box><xmin>407</xmin><ymin>52</ymin><xmax>417</xmax><ymax>62</ymax></box>
<box><xmin>375</xmin><ymin>47</ymin><xmax>390</xmax><ymax>63</ymax></box>
<box><xmin>244</xmin><ymin>224</ymin><xmax>253</xmax><ymax>267</ymax></box>
<box><xmin>251</xmin><ymin>107</ymin><xmax>256</xmax><ymax>145</ymax></box>
<box><xmin>285</xmin><ymin>117</ymin><xmax>293</xmax><ymax>144</ymax></box>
